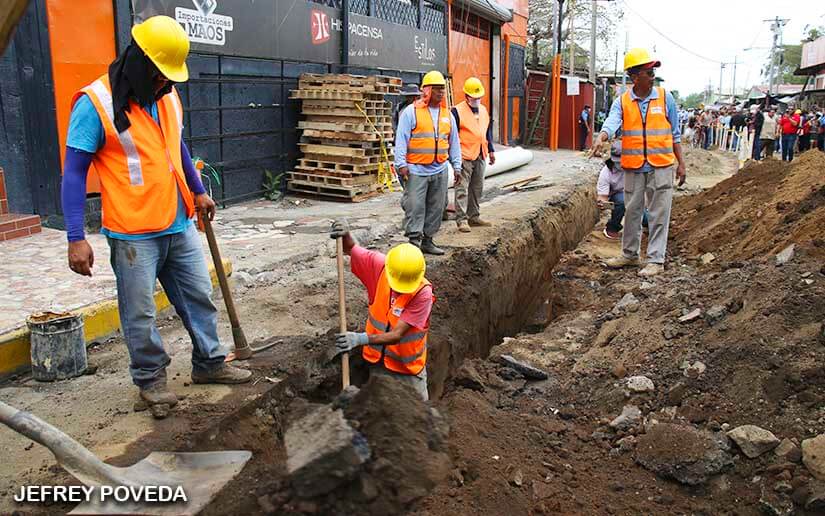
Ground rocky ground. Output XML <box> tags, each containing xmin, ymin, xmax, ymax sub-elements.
<box><xmin>5</xmin><ymin>149</ymin><xmax>824</xmax><ymax>515</ymax></box>
<box><xmin>417</xmin><ymin>151</ymin><xmax>825</xmax><ymax>515</ymax></box>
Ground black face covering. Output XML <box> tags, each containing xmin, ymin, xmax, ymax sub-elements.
<box><xmin>108</xmin><ymin>40</ymin><xmax>174</xmax><ymax>133</ymax></box>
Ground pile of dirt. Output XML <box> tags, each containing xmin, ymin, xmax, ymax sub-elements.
<box><xmin>672</xmin><ymin>150</ymin><xmax>825</xmax><ymax>261</ymax></box>
<box><xmin>682</xmin><ymin>146</ymin><xmax>731</xmax><ymax>177</ymax></box>
<box><xmin>255</xmin><ymin>375</ymin><xmax>450</xmax><ymax>515</ymax></box>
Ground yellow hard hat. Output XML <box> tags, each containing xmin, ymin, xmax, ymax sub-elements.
<box><xmin>385</xmin><ymin>243</ymin><xmax>426</xmax><ymax>294</ymax></box>
<box><xmin>623</xmin><ymin>48</ymin><xmax>661</xmax><ymax>71</ymax></box>
<box><xmin>421</xmin><ymin>70</ymin><xmax>447</xmax><ymax>88</ymax></box>
<box><xmin>463</xmin><ymin>77</ymin><xmax>485</xmax><ymax>98</ymax></box>
<box><xmin>132</xmin><ymin>16</ymin><xmax>190</xmax><ymax>83</ymax></box>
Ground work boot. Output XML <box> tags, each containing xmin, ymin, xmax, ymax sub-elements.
<box><xmin>468</xmin><ymin>218</ymin><xmax>492</xmax><ymax>227</ymax></box>
<box><xmin>409</xmin><ymin>237</ymin><xmax>422</xmax><ymax>248</ymax></box>
<box><xmin>605</xmin><ymin>255</ymin><xmax>639</xmax><ymax>269</ymax></box>
<box><xmin>603</xmin><ymin>227</ymin><xmax>621</xmax><ymax>240</ymax></box>
<box><xmin>457</xmin><ymin>220</ymin><xmax>471</xmax><ymax>233</ymax></box>
<box><xmin>140</xmin><ymin>382</ymin><xmax>179</xmax><ymax>407</ymax></box>
<box><xmin>638</xmin><ymin>263</ymin><xmax>664</xmax><ymax>277</ymax></box>
<box><xmin>191</xmin><ymin>364</ymin><xmax>252</xmax><ymax>385</ymax></box>
<box><xmin>421</xmin><ymin>238</ymin><xmax>445</xmax><ymax>255</ymax></box>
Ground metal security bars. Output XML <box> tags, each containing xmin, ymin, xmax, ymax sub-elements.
<box><xmin>451</xmin><ymin>6</ymin><xmax>491</xmax><ymax>40</ymax></box>
<box><xmin>309</xmin><ymin>0</ymin><xmax>447</xmax><ymax>35</ymax></box>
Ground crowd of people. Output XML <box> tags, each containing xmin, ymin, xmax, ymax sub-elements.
<box><xmin>679</xmin><ymin>104</ymin><xmax>825</xmax><ymax>162</ymax></box>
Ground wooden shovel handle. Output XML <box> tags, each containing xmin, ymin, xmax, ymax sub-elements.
<box><xmin>336</xmin><ymin>238</ymin><xmax>350</xmax><ymax>389</ymax></box>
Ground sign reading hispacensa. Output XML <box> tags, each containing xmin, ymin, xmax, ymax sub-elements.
<box><xmin>174</xmin><ymin>2</ymin><xmax>234</xmax><ymax>46</ymax></box>
<box><xmin>132</xmin><ymin>0</ymin><xmax>446</xmax><ymax>73</ymax></box>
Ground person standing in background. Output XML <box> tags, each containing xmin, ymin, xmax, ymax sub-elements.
<box><xmin>751</xmin><ymin>105</ymin><xmax>764</xmax><ymax>160</ymax></box>
<box><xmin>451</xmin><ymin>77</ymin><xmax>495</xmax><ymax>233</ymax></box>
<box><xmin>780</xmin><ymin>109</ymin><xmax>800</xmax><ymax>161</ymax></box>
<box><xmin>579</xmin><ymin>105</ymin><xmax>592</xmax><ymax>151</ymax></box>
<box><xmin>759</xmin><ymin>109</ymin><xmax>778</xmax><ymax>159</ymax></box>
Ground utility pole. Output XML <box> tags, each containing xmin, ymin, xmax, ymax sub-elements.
<box><xmin>589</xmin><ymin>0</ymin><xmax>597</xmax><ymax>86</ymax></box>
<box><xmin>731</xmin><ymin>56</ymin><xmax>738</xmax><ymax>99</ymax></box>
<box><xmin>765</xmin><ymin>16</ymin><xmax>789</xmax><ymax>95</ymax></box>
<box><xmin>718</xmin><ymin>62</ymin><xmax>725</xmax><ymax>103</ymax></box>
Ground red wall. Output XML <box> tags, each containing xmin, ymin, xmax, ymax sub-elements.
<box><xmin>526</xmin><ymin>73</ymin><xmax>594</xmax><ymax>150</ymax></box>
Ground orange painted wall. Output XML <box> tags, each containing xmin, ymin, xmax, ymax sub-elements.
<box><xmin>449</xmin><ymin>30</ymin><xmax>491</xmax><ymax>112</ymax></box>
<box><xmin>502</xmin><ymin>14</ymin><xmax>528</xmax><ymax>47</ymax></box>
<box><xmin>45</xmin><ymin>0</ymin><xmax>117</xmax><ymax>192</ymax></box>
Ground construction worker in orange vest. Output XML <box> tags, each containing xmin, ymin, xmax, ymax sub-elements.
<box><xmin>592</xmin><ymin>48</ymin><xmax>686</xmax><ymax>277</ymax></box>
<box><xmin>452</xmin><ymin>77</ymin><xmax>495</xmax><ymax>233</ymax></box>
<box><xmin>394</xmin><ymin>70</ymin><xmax>462</xmax><ymax>255</ymax></box>
<box><xmin>61</xmin><ymin>16</ymin><xmax>251</xmax><ymax>410</ymax></box>
<box><xmin>330</xmin><ymin>220</ymin><xmax>434</xmax><ymax>400</ymax></box>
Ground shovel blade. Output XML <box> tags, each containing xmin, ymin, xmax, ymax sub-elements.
<box><xmin>69</xmin><ymin>451</ymin><xmax>252</xmax><ymax>515</ymax></box>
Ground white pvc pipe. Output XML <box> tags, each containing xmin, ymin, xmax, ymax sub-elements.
<box><xmin>446</xmin><ymin>146</ymin><xmax>535</xmax><ymax>186</ymax></box>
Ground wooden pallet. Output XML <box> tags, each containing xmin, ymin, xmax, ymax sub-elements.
<box><xmin>301</xmin><ymin>153</ymin><xmax>392</xmax><ymax>166</ymax></box>
<box><xmin>298</xmin><ymin>120</ymin><xmax>391</xmax><ymax>132</ymax></box>
<box><xmin>301</xmin><ymin>128</ymin><xmax>393</xmax><ymax>142</ymax></box>
<box><xmin>302</xmin><ymin>114</ymin><xmax>391</xmax><ymax>126</ymax></box>
<box><xmin>299</xmin><ymin>73</ymin><xmax>401</xmax><ymax>89</ymax></box>
<box><xmin>297</xmin><ymin>159</ymin><xmax>381</xmax><ymax>174</ymax></box>
<box><xmin>287</xmin><ymin>171</ymin><xmax>378</xmax><ymax>187</ymax></box>
<box><xmin>290</xmin><ymin>90</ymin><xmax>387</xmax><ymax>101</ymax></box>
<box><xmin>287</xmin><ymin>179</ymin><xmax>382</xmax><ymax>202</ymax></box>
<box><xmin>301</xmin><ymin>106</ymin><xmax>392</xmax><ymax>118</ymax></box>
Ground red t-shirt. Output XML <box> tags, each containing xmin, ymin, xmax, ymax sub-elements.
<box><xmin>350</xmin><ymin>246</ymin><xmax>433</xmax><ymax>330</ymax></box>
<box><xmin>781</xmin><ymin>114</ymin><xmax>800</xmax><ymax>135</ymax></box>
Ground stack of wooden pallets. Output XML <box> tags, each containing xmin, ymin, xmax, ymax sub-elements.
<box><xmin>288</xmin><ymin>73</ymin><xmax>401</xmax><ymax>202</ymax></box>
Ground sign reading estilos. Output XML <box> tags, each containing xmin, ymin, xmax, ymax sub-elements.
<box><xmin>132</xmin><ymin>0</ymin><xmax>446</xmax><ymax>73</ymax></box>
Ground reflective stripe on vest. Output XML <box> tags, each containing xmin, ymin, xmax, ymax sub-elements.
<box><xmin>407</xmin><ymin>105</ymin><xmax>451</xmax><ymax>165</ymax></box>
<box><xmin>88</xmin><ymin>80</ymin><xmax>144</xmax><ymax>186</ymax></box>
<box><xmin>620</xmin><ymin>87</ymin><xmax>676</xmax><ymax>169</ymax></box>
<box><xmin>363</xmin><ymin>269</ymin><xmax>432</xmax><ymax>376</ymax></box>
<box><xmin>75</xmin><ymin>75</ymin><xmax>194</xmax><ymax>235</ymax></box>
<box><xmin>455</xmin><ymin>101</ymin><xmax>490</xmax><ymax>161</ymax></box>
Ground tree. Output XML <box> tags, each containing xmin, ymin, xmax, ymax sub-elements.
<box><xmin>682</xmin><ymin>92</ymin><xmax>704</xmax><ymax>109</ymax></box>
<box><xmin>527</xmin><ymin>0</ymin><xmax>623</xmax><ymax>73</ymax></box>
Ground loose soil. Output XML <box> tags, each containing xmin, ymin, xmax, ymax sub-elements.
<box><xmin>8</xmin><ymin>151</ymin><xmax>825</xmax><ymax>515</ymax></box>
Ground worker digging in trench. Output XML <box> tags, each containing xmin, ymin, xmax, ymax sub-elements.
<box><xmin>591</xmin><ymin>47</ymin><xmax>687</xmax><ymax>277</ymax></box>
<box><xmin>330</xmin><ymin>220</ymin><xmax>434</xmax><ymax>401</ymax></box>
<box><xmin>61</xmin><ymin>16</ymin><xmax>251</xmax><ymax>415</ymax></box>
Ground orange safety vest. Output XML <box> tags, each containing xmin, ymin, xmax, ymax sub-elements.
<box><xmin>363</xmin><ymin>269</ymin><xmax>433</xmax><ymax>376</ymax></box>
<box><xmin>455</xmin><ymin>101</ymin><xmax>489</xmax><ymax>161</ymax></box>
<box><xmin>72</xmin><ymin>75</ymin><xmax>195</xmax><ymax>235</ymax></box>
<box><xmin>407</xmin><ymin>104</ymin><xmax>452</xmax><ymax>165</ymax></box>
<box><xmin>620</xmin><ymin>87</ymin><xmax>676</xmax><ymax>169</ymax></box>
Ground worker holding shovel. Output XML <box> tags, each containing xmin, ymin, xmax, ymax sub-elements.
<box><xmin>61</xmin><ymin>16</ymin><xmax>251</xmax><ymax>411</ymax></box>
<box><xmin>330</xmin><ymin>220</ymin><xmax>434</xmax><ymax>401</ymax></box>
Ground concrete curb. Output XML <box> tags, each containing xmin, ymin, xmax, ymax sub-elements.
<box><xmin>0</xmin><ymin>258</ymin><xmax>232</xmax><ymax>380</ymax></box>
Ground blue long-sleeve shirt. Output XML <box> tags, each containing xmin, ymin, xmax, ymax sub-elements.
<box><xmin>600</xmin><ymin>87</ymin><xmax>681</xmax><ymax>173</ymax></box>
<box><xmin>394</xmin><ymin>104</ymin><xmax>462</xmax><ymax>176</ymax></box>
<box><xmin>61</xmin><ymin>94</ymin><xmax>206</xmax><ymax>242</ymax></box>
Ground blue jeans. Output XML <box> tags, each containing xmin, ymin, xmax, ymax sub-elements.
<box><xmin>108</xmin><ymin>224</ymin><xmax>225</xmax><ymax>388</ymax></box>
<box><xmin>781</xmin><ymin>134</ymin><xmax>797</xmax><ymax>161</ymax></box>
<box><xmin>752</xmin><ymin>136</ymin><xmax>761</xmax><ymax>160</ymax></box>
<box><xmin>703</xmin><ymin>127</ymin><xmax>711</xmax><ymax>149</ymax></box>
<box><xmin>607</xmin><ymin>192</ymin><xmax>648</xmax><ymax>233</ymax></box>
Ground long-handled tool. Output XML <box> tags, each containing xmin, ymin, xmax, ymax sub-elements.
<box><xmin>336</xmin><ymin>237</ymin><xmax>351</xmax><ymax>389</ymax></box>
<box><xmin>0</xmin><ymin>400</ymin><xmax>251</xmax><ymax>515</ymax></box>
<box><xmin>201</xmin><ymin>213</ymin><xmax>277</xmax><ymax>362</ymax></box>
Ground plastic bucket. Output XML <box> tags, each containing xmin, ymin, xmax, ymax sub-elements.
<box><xmin>26</xmin><ymin>311</ymin><xmax>87</xmax><ymax>382</ymax></box>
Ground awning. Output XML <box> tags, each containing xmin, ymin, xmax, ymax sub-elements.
<box><xmin>452</xmin><ymin>0</ymin><xmax>513</xmax><ymax>23</ymax></box>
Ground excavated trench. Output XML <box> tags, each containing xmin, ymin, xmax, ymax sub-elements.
<box><xmin>191</xmin><ymin>184</ymin><xmax>599</xmax><ymax>515</ymax></box>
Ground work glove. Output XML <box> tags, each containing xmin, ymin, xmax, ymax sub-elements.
<box><xmin>335</xmin><ymin>332</ymin><xmax>369</xmax><ymax>354</ymax></box>
<box><xmin>330</xmin><ymin>219</ymin><xmax>350</xmax><ymax>240</ymax></box>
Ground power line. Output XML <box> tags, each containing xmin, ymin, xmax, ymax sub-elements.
<box><xmin>620</xmin><ymin>0</ymin><xmax>725</xmax><ymax>65</ymax></box>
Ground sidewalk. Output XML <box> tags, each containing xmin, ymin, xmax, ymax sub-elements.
<box><xmin>0</xmin><ymin>149</ymin><xmax>589</xmax><ymax>378</ymax></box>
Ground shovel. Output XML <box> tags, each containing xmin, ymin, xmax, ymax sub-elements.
<box><xmin>0</xmin><ymin>400</ymin><xmax>251</xmax><ymax>515</ymax></box>
<box><xmin>201</xmin><ymin>213</ymin><xmax>277</xmax><ymax>362</ymax></box>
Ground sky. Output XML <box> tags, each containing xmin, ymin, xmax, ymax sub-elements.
<box><xmin>610</xmin><ymin>0</ymin><xmax>825</xmax><ymax>96</ymax></box>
